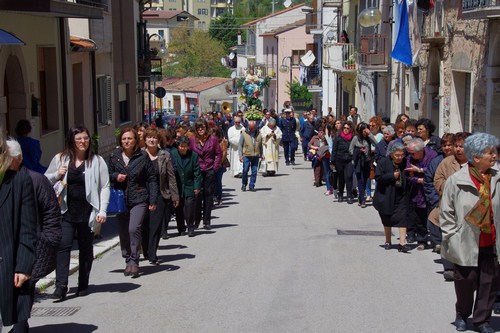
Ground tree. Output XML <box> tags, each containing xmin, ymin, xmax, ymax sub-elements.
<box><xmin>165</xmin><ymin>26</ymin><xmax>231</xmax><ymax>78</ymax></box>
<box><xmin>209</xmin><ymin>12</ymin><xmax>239</xmax><ymax>50</ymax></box>
<box><xmin>288</xmin><ymin>79</ymin><xmax>312</xmax><ymax>106</ymax></box>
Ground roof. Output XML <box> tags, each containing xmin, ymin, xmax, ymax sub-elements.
<box><xmin>240</xmin><ymin>3</ymin><xmax>306</xmax><ymax>27</ymax></box>
<box><xmin>260</xmin><ymin>19</ymin><xmax>306</xmax><ymax>37</ymax></box>
<box><xmin>142</xmin><ymin>9</ymin><xmax>198</xmax><ymax>21</ymax></box>
<box><xmin>160</xmin><ymin>77</ymin><xmax>232</xmax><ymax>93</ymax></box>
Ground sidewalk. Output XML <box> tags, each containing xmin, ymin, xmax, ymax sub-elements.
<box><xmin>35</xmin><ymin>217</ymin><xmax>121</xmax><ymax>290</ymax></box>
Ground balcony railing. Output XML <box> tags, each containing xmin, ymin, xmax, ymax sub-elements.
<box><xmin>421</xmin><ymin>1</ymin><xmax>446</xmax><ymax>43</ymax></box>
<box><xmin>323</xmin><ymin>42</ymin><xmax>357</xmax><ymax>72</ymax></box>
<box><xmin>236</xmin><ymin>44</ymin><xmax>256</xmax><ymax>57</ymax></box>
<box><xmin>359</xmin><ymin>34</ymin><xmax>387</xmax><ymax>67</ymax></box>
<box><xmin>462</xmin><ymin>0</ymin><xmax>500</xmax><ymax>18</ymax></box>
<box><xmin>0</xmin><ymin>0</ymin><xmax>105</xmax><ymax>18</ymax></box>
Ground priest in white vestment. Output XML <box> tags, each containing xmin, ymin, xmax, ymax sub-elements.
<box><xmin>227</xmin><ymin>116</ymin><xmax>244</xmax><ymax>177</ymax></box>
<box><xmin>259</xmin><ymin>118</ymin><xmax>282</xmax><ymax>176</ymax></box>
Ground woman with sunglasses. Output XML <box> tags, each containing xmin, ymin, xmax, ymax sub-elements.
<box><xmin>189</xmin><ymin>119</ymin><xmax>222</xmax><ymax>230</ymax></box>
<box><xmin>330</xmin><ymin>121</ymin><xmax>355</xmax><ymax>204</ymax></box>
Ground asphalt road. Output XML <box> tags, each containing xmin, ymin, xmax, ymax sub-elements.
<box><xmin>21</xmin><ymin>158</ymin><xmax>479</xmax><ymax>332</ymax></box>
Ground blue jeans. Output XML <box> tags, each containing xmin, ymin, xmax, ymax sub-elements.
<box><xmin>355</xmin><ymin>163</ymin><xmax>370</xmax><ymax>203</ymax></box>
<box><xmin>322</xmin><ymin>158</ymin><xmax>332</xmax><ymax>191</ymax></box>
<box><xmin>242</xmin><ymin>156</ymin><xmax>259</xmax><ymax>189</ymax></box>
<box><xmin>215</xmin><ymin>167</ymin><xmax>226</xmax><ymax>199</ymax></box>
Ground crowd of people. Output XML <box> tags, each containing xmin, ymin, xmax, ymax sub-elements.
<box><xmin>0</xmin><ymin>107</ymin><xmax>499</xmax><ymax>332</ymax></box>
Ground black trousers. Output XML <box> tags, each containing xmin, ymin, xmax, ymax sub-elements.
<box><xmin>142</xmin><ymin>196</ymin><xmax>171</xmax><ymax>262</ymax></box>
<box><xmin>335</xmin><ymin>159</ymin><xmax>353</xmax><ymax>198</ymax></box>
<box><xmin>195</xmin><ymin>170</ymin><xmax>215</xmax><ymax>227</ymax></box>
<box><xmin>454</xmin><ymin>247</ymin><xmax>500</xmax><ymax>326</ymax></box>
<box><xmin>407</xmin><ymin>205</ymin><xmax>428</xmax><ymax>244</ymax></box>
<box><xmin>56</xmin><ymin>218</ymin><xmax>93</xmax><ymax>290</ymax></box>
<box><xmin>176</xmin><ymin>196</ymin><xmax>197</xmax><ymax>232</ymax></box>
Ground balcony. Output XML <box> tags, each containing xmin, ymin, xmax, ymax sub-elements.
<box><xmin>211</xmin><ymin>0</ymin><xmax>229</xmax><ymax>8</ymax></box>
<box><xmin>305</xmin><ymin>12</ymin><xmax>322</xmax><ymax>34</ymax></box>
<box><xmin>306</xmin><ymin>64</ymin><xmax>322</xmax><ymax>91</ymax></box>
<box><xmin>0</xmin><ymin>0</ymin><xmax>105</xmax><ymax>18</ymax></box>
<box><xmin>323</xmin><ymin>42</ymin><xmax>357</xmax><ymax>73</ymax></box>
<box><xmin>462</xmin><ymin>0</ymin><xmax>500</xmax><ymax>18</ymax></box>
<box><xmin>421</xmin><ymin>1</ymin><xmax>446</xmax><ymax>45</ymax></box>
<box><xmin>358</xmin><ymin>34</ymin><xmax>388</xmax><ymax>68</ymax></box>
<box><xmin>236</xmin><ymin>44</ymin><xmax>256</xmax><ymax>57</ymax></box>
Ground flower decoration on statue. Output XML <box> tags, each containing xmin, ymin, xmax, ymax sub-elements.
<box><xmin>243</xmin><ymin>105</ymin><xmax>264</xmax><ymax>121</ymax></box>
<box><xmin>236</xmin><ymin>66</ymin><xmax>271</xmax><ymax>111</ymax></box>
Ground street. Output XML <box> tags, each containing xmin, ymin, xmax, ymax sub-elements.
<box><xmin>25</xmin><ymin>158</ymin><xmax>468</xmax><ymax>333</ymax></box>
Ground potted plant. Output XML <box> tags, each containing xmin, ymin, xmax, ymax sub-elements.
<box><xmin>344</xmin><ymin>52</ymin><xmax>357</xmax><ymax>69</ymax></box>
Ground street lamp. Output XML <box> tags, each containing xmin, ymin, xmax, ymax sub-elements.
<box><xmin>280</xmin><ymin>56</ymin><xmax>293</xmax><ymax>101</ymax></box>
<box><xmin>358</xmin><ymin>0</ymin><xmax>392</xmax><ymax>117</ymax></box>
<box><xmin>145</xmin><ymin>32</ymin><xmax>166</xmax><ymax>124</ymax></box>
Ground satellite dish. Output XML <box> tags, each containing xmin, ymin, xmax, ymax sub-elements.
<box><xmin>301</xmin><ymin>50</ymin><xmax>316</xmax><ymax>67</ymax></box>
<box><xmin>283</xmin><ymin>0</ymin><xmax>292</xmax><ymax>8</ymax></box>
<box><xmin>221</xmin><ymin>57</ymin><xmax>227</xmax><ymax>67</ymax></box>
<box><xmin>326</xmin><ymin>30</ymin><xmax>335</xmax><ymax>41</ymax></box>
<box><xmin>231</xmin><ymin>71</ymin><xmax>237</xmax><ymax>79</ymax></box>
<box><xmin>228</xmin><ymin>52</ymin><xmax>236</xmax><ymax>60</ymax></box>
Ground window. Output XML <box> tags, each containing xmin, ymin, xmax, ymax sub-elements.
<box><xmin>38</xmin><ymin>47</ymin><xmax>59</xmax><ymax>133</ymax></box>
<box><xmin>197</xmin><ymin>8</ymin><xmax>208</xmax><ymax>15</ymax></box>
<box><xmin>291</xmin><ymin>50</ymin><xmax>306</xmax><ymax>66</ymax></box>
<box><xmin>453</xmin><ymin>71</ymin><xmax>472</xmax><ymax>132</ymax></box>
<box><xmin>96</xmin><ymin>75</ymin><xmax>112</xmax><ymax>125</ymax></box>
<box><xmin>118</xmin><ymin>83</ymin><xmax>129</xmax><ymax>124</ymax></box>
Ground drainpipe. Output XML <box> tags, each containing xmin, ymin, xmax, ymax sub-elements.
<box><xmin>91</xmin><ymin>50</ymin><xmax>98</xmax><ymax>154</ymax></box>
<box><xmin>59</xmin><ymin>18</ymin><xmax>69</xmax><ymax>135</ymax></box>
<box><xmin>274</xmin><ymin>34</ymin><xmax>279</xmax><ymax>111</ymax></box>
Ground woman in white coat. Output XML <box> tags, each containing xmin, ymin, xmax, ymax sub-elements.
<box><xmin>45</xmin><ymin>125</ymin><xmax>110</xmax><ymax>301</ymax></box>
<box><xmin>440</xmin><ymin>133</ymin><xmax>500</xmax><ymax>333</ymax></box>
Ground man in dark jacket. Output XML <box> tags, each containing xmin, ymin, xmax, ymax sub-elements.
<box><xmin>7</xmin><ymin>138</ymin><xmax>62</xmax><ymax>333</ymax></box>
<box><xmin>0</xmin><ymin>134</ymin><xmax>37</xmax><ymax>330</ymax></box>
<box><xmin>300</xmin><ymin>115</ymin><xmax>315</xmax><ymax>161</ymax></box>
<box><xmin>280</xmin><ymin>109</ymin><xmax>297</xmax><ymax>165</ymax></box>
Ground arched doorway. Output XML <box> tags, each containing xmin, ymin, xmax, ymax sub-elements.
<box><xmin>2</xmin><ymin>53</ymin><xmax>27</xmax><ymax>136</ymax></box>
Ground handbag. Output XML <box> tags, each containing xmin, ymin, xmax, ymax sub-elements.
<box><xmin>107</xmin><ymin>187</ymin><xmax>127</xmax><ymax>215</ymax></box>
<box><xmin>53</xmin><ymin>180</ymin><xmax>66</xmax><ymax>205</ymax></box>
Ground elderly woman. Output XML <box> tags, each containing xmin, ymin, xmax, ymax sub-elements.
<box><xmin>405</xmin><ymin>137</ymin><xmax>437</xmax><ymax>247</ymax></box>
<box><xmin>108</xmin><ymin>128</ymin><xmax>158</xmax><ymax>278</ymax></box>
<box><xmin>171</xmin><ymin>136</ymin><xmax>202</xmax><ymax>237</ymax></box>
<box><xmin>374</xmin><ymin>125</ymin><xmax>395</xmax><ymax>164</ymax></box>
<box><xmin>440</xmin><ymin>133</ymin><xmax>500</xmax><ymax>333</ymax></box>
<box><xmin>260</xmin><ymin>118</ymin><xmax>282</xmax><ymax>177</ymax></box>
<box><xmin>45</xmin><ymin>125</ymin><xmax>110</xmax><ymax>300</ymax></box>
<box><xmin>373</xmin><ymin>141</ymin><xmax>410</xmax><ymax>252</ymax></box>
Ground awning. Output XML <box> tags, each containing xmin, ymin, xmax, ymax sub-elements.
<box><xmin>70</xmin><ymin>36</ymin><xmax>97</xmax><ymax>52</ymax></box>
<box><xmin>0</xmin><ymin>28</ymin><xmax>25</xmax><ymax>45</ymax></box>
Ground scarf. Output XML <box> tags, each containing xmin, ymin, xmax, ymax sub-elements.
<box><xmin>340</xmin><ymin>131</ymin><xmax>352</xmax><ymax>141</ymax></box>
<box><xmin>465</xmin><ymin>165</ymin><xmax>492</xmax><ymax>233</ymax></box>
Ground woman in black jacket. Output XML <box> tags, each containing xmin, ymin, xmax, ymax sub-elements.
<box><xmin>108</xmin><ymin>128</ymin><xmax>158</xmax><ymax>278</ymax></box>
<box><xmin>330</xmin><ymin>121</ymin><xmax>354</xmax><ymax>203</ymax></box>
<box><xmin>373</xmin><ymin>141</ymin><xmax>410</xmax><ymax>252</ymax></box>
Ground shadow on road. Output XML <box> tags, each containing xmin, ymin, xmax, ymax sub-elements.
<box><xmin>139</xmin><ymin>263</ymin><xmax>181</xmax><ymax>276</ymax></box>
<box><xmin>73</xmin><ymin>282</ymin><xmax>141</xmax><ymax>295</ymax></box>
<box><xmin>158</xmin><ymin>244</ymin><xmax>188</xmax><ymax>250</ymax></box>
<box><xmin>31</xmin><ymin>323</ymin><xmax>98</xmax><ymax>333</ymax></box>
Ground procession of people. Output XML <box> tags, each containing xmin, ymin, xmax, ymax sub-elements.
<box><xmin>0</xmin><ymin>108</ymin><xmax>499</xmax><ymax>333</ymax></box>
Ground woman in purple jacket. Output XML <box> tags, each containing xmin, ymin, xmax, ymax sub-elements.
<box><xmin>189</xmin><ymin>120</ymin><xmax>222</xmax><ymax>230</ymax></box>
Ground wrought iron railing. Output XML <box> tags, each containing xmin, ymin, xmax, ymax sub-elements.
<box><xmin>359</xmin><ymin>34</ymin><xmax>387</xmax><ymax>67</ymax></box>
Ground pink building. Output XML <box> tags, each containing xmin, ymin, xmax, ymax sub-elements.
<box><xmin>261</xmin><ymin>19</ymin><xmax>314</xmax><ymax>111</ymax></box>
